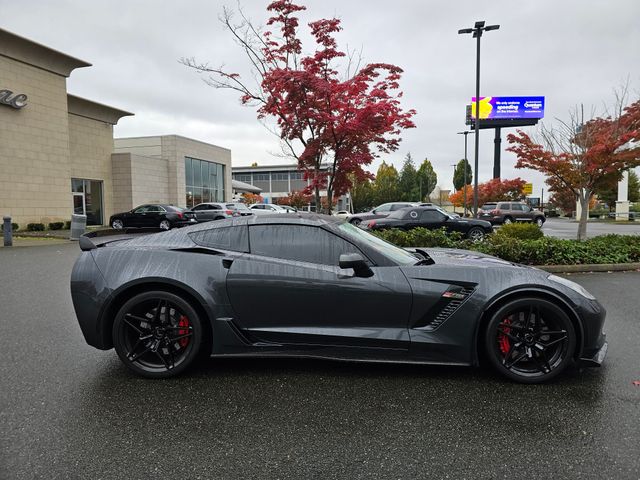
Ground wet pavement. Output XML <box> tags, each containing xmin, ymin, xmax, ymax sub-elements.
<box><xmin>541</xmin><ymin>217</ymin><xmax>640</xmax><ymax>239</ymax></box>
<box><xmin>1</xmin><ymin>243</ymin><xmax>639</xmax><ymax>479</ymax></box>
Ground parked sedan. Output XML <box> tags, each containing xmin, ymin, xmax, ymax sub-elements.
<box><xmin>349</xmin><ymin>202</ymin><xmax>420</xmax><ymax>226</ymax></box>
<box><xmin>362</xmin><ymin>206</ymin><xmax>493</xmax><ymax>241</ymax></box>
<box><xmin>186</xmin><ymin>203</ymin><xmax>236</xmax><ymax>222</ymax></box>
<box><xmin>72</xmin><ymin>214</ymin><xmax>607</xmax><ymax>383</ymax></box>
<box><xmin>249</xmin><ymin>203</ymin><xmax>289</xmax><ymax>214</ymax></box>
<box><xmin>109</xmin><ymin>204</ymin><xmax>196</xmax><ymax>231</ymax></box>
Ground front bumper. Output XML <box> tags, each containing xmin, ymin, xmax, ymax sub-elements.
<box><xmin>579</xmin><ymin>339</ymin><xmax>608</xmax><ymax>367</ymax></box>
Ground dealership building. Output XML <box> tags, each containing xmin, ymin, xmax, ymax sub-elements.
<box><xmin>0</xmin><ymin>28</ymin><xmax>232</xmax><ymax>227</ymax></box>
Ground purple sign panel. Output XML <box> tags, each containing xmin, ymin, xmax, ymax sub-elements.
<box><xmin>470</xmin><ymin>96</ymin><xmax>545</xmax><ymax>120</ymax></box>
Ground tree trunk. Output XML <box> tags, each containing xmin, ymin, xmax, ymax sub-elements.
<box><xmin>326</xmin><ymin>188</ymin><xmax>333</xmax><ymax>215</ymax></box>
<box><xmin>577</xmin><ymin>190</ymin><xmax>590</xmax><ymax>241</ymax></box>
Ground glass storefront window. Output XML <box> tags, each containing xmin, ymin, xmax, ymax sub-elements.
<box><xmin>184</xmin><ymin>157</ymin><xmax>225</xmax><ymax>207</ymax></box>
<box><xmin>71</xmin><ymin>178</ymin><xmax>103</xmax><ymax>225</ymax></box>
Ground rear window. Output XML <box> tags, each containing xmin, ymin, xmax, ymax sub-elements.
<box><xmin>497</xmin><ymin>203</ymin><xmax>510</xmax><ymax>210</ymax></box>
<box><xmin>166</xmin><ymin>206</ymin><xmax>185</xmax><ymax>212</ymax></box>
<box><xmin>480</xmin><ymin>204</ymin><xmax>497</xmax><ymax>211</ymax></box>
<box><xmin>189</xmin><ymin>225</ymin><xmax>249</xmax><ymax>252</ymax></box>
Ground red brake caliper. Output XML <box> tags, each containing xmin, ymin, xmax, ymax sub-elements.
<box><xmin>178</xmin><ymin>315</ymin><xmax>190</xmax><ymax>348</ymax></box>
<box><xmin>498</xmin><ymin>318</ymin><xmax>511</xmax><ymax>356</ymax></box>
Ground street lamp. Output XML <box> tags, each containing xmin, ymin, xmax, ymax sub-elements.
<box><xmin>457</xmin><ymin>130</ymin><xmax>475</xmax><ymax>217</ymax></box>
<box><xmin>458</xmin><ymin>20</ymin><xmax>500</xmax><ymax>217</ymax></box>
<box><xmin>450</xmin><ymin>164</ymin><xmax>457</xmax><ymax>213</ymax></box>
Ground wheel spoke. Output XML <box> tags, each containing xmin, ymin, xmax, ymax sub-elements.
<box><xmin>532</xmin><ymin>349</ymin><xmax>551</xmax><ymax>374</ymax></box>
<box><xmin>129</xmin><ymin>343</ymin><xmax>153</xmax><ymax>362</ymax></box>
<box><xmin>123</xmin><ymin>315</ymin><xmax>149</xmax><ymax>334</ymax></box>
<box><xmin>168</xmin><ymin>332</ymin><xmax>193</xmax><ymax>343</ymax></box>
<box><xmin>524</xmin><ymin>306</ymin><xmax>533</xmax><ymax>330</ymax></box>
<box><xmin>540</xmin><ymin>335</ymin><xmax>568</xmax><ymax>349</ymax></box>
<box><xmin>504</xmin><ymin>349</ymin><xmax>527</xmax><ymax>369</ymax></box>
<box><xmin>153</xmin><ymin>300</ymin><xmax>164</xmax><ymax>323</ymax></box>
<box><xmin>154</xmin><ymin>350</ymin><xmax>171</xmax><ymax>370</ymax></box>
<box><xmin>498</xmin><ymin>322</ymin><xmax>526</xmax><ymax>331</ymax></box>
<box><xmin>497</xmin><ymin>328</ymin><xmax>520</xmax><ymax>342</ymax></box>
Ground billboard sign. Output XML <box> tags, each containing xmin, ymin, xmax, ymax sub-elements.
<box><xmin>470</xmin><ymin>96</ymin><xmax>544</xmax><ymax>120</ymax></box>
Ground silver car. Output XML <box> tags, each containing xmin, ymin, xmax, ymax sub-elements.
<box><xmin>249</xmin><ymin>203</ymin><xmax>289</xmax><ymax>214</ymax></box>
<box><xmin>187</xmin><ymin>203</ymin><xmax>237</xmax><ymax>222</ymax></box>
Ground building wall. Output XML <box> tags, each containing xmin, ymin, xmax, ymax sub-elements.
<box><xmin>68</xmin><ymin>113</ymin><xmax>114</xmax><ymax>221</ymax></box>
<box><xmin>114</xmin><ymin>135</ymin><xmax>233</xmax><ymax>207</ymax></box>
<box><xmin>111</xmin><ymin>152</ymin><xmax>170</xmax><ymax>214</ymax></box>
<box><xmin>0</xmin><ymin>54</ymin><xmax>72</xmax><ymax>225</ymax></box>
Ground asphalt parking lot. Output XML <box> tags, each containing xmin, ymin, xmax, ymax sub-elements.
<box><xmin>1</xmin><ymin>242</ymin><xmax>639</xmax><ymax>479</ymax></box>
<box><xmin>541</xmin><ymin>217</ymin><xmax>640</xmax><ymax>239</ymax></box>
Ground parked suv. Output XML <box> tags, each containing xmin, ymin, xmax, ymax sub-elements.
<box><xmin>349</xmin><ymin>202</ymin><xmax>420</xmax><ymax>226</ymax></box>
<box><xmin>478</xmin><ymin>201</ymin><xmax>546</xmax><ymax>226</ymax></box>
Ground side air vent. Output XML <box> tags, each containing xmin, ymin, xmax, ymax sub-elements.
<box><xmin>418</xmin><ymin>286</ymin><xmax>475</xmax><ymax>331</ymax></box>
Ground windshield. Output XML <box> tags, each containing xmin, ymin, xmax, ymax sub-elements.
<box><xmin>337</xmin><ymin>222</ymin><xmax>417</xmax><ymax>265</ymax></box>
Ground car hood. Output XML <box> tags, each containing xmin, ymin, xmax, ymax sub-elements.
<box><xmin>420</xmin><ymin>248</ymin><xmax>523</xmax><ymax>268</ymax></box>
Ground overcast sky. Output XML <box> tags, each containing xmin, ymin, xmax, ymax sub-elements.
<box><xmin>2</xmin><ymin>0</ymin><xmax>639</xmax><ymax>195</ymax></box>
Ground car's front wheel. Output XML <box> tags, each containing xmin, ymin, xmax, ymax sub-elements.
<box><xmin>111</xmin><ymin>219</ymin><xmax>124</xmax><ymax>230</ymax></box>
<box><xmin>535</xmin><ymin>217</ymin><xmax>545</xmax><ymax>227</ymax></box>
<box><xmin>484</xmin><ymin>297</ymin><xmax>576</xmax><ymax>383</ymax></box>
<box><xmin>112</xmin><ymin>291</ymin><xmax>205</xmax><ymax>378</ymax></box>
<box><xmin>467</xmin><ymin>227</ymin><xmax>485</xmax><ymax>241</ymax></box>
<box><xmin>350</xmin><ymin>218</ymin><xmax>362</xmax><ymax>226</ymax></box>
<box><xmin>503</xmin><ymin>216</ymin><xmax>513</xmax><ymax>225</ymax></box>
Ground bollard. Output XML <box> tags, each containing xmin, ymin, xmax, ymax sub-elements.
<box><xmin>69</xmin><ymin>214</ymin><xmax>87</xmax><ymax>241</ymax></box>
<box><xmin>3</xmin><ymin>216</ymin><xmax>12</xmax><ymax>247</ymax></box>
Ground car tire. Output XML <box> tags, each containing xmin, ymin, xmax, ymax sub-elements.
<box><xmin>350</xmin><ymin>218</ymin><xmax>362</xmax><ymax>226</ymax></box>
<box><xmin>214</xmin><ymin>216</ymin><xmax>225</xmax><ymax>221</ymax></box>
<box><xmin>159</xmin><ymin>220</ymin><xmax>171</xmax><ymax>230</ymax></box>
<box><xmin>111</xmin><ymin>219</ymin><xmax>124</xmax><ymax>230</ymax></box>
<box><xmin>535</xmin><ymin>217</ymin><xmax>544</xmax><ymax>227</ymax></box>
<box><xmin>503</xmin><ymin>217</ymin><xmax>513</xmax><ymax>225</ymax></box>
<box><xmin>467</xmin><ymin>227</ymin><xmax>485</xmax><ymax>241</ymax></box>
<box><xmin>484</xmin><ymin>297</ymin><xmax>576</xmax><ymax>384</ymax></box>
<box><xmin>112</xmin><ymin>291</ymin><xmax>205</xmax><ymax>378</ymax></box>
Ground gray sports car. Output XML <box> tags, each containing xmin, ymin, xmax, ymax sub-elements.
<box><xmin>70</xmin><ymin>214</ymin><xmax>607</xmax><ymax>383</ymax></box>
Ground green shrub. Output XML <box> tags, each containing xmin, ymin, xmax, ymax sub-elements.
<box><xmin>495</xmin><ymin>223</ymin><xmax>544</xmax><ymax>241</ymax></box>
<box><xmin>26</xmin><ymin>223</ymin><xmax>45</xmax><ymax>231</ymax></box>
<box><xmin>64</xmin><ymin>221</ymin><xmax>72</xmax><ymax>230</ymax></box>
<box><xmin>48</xmin><ymin>222</ymin><xmax>64</xmax><ymax>230</ymax></box>
<box><xmin>1</xmin><ymin>223</ymin><xmax>19</xmax><ymax>232</ymax></box>
<box><xmin>374</xmin><ymin>227</ymin><xmax>466</xmax><ymax>249</ymax></box>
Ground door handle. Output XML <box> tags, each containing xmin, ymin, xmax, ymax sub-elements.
<box><xmin>222</xmin><ymin>257</ymin><xmax>234</xmax><ymax>269</ymax></box>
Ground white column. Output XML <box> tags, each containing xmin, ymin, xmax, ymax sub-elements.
<box><xmin>616</xmin><ymin>169</ymin><xmax>630</xmax><ymax>221</ymax></box>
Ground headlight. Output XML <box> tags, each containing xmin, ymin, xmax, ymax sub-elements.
<box><xmin>548</xmin><ymin>275</ymin><xmax>596</xmax><ymax>300</ymax></box>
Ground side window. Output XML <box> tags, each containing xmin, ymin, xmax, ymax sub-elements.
<box><xmin>249</xmin><ymin>225</ymin><xmax>362</xmax><ymax>266</ymax></box>
<box><xmin>189</xmin><ymin>226</ymin><xmax>248</xmax><ymax>252</ymax></box>
<box><xmin>391</xmin><ymin>203</ymin><xmax>408</xmax><ymax>211</ymax></box>
<box><xmin>498</xmin><ymin>203</ymin><xmax>509</xmax><ymax>210</ymax></box>
<box><xmin>133</xmin><ymin>205</ymin><xmax>148</xmax><ymax>214</ymax></box>
<box><xmin>512</xmin><ymin>204</ymin><xmax>524</xmax><ymax>212</ymax></box>
<box><xmin>210</xmin><ymin>204</ymin><xmax>221</xmax><ymax>210</ymax></box>
<box><xmin>420</xmin><ymin>210</ymin><xmax>445</xmax><ymax>222</ymax></box>
<box><xmin>252</xmin><ymin>205</ymin><xmax>264</xmax><ymax>210</ymax></box>
<box><xmin>375</xmin><ymin>204</ymin><xmax>392</xmax><ymax>212</ymax></box>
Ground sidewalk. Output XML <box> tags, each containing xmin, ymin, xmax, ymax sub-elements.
<box><xmin>1</xmin><ymin>237</ymin><xmax>72</xmax><ymax>247</ymax></box>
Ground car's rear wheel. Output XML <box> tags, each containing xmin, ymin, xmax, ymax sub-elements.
<box><xmin>159</xmin><ymin>220</ymin><xmax>171</xmax><ymax>230</ymax></box>
<box><xmin>111</xmin><ymin>219</ymin><xmax>123</xmax><ymax>230</ymax></box>
<box><xmin>484</xmin><ymin>297</ymin><xmax>576</xmax><ymax>383</ymax></box>
<box><xmin>535</xmin><ymin>217</ymin><xmax>544</xmax><ymax>227</ymax></box>
<box><xmin>112</xmin><ymin>291</ymin><xmax>204</xmax><ymax>378</ymax></box>
<box><xmin>503</xmin><ymin>216</ymin><xmax>513</xmax><ymax>225</ymax></box>
<box><xmin>467</xmin><ymin>227</ymin><xmax>485</xmax><ymax>241</ymax></box>
<box><xmin>350</xmin><ymin>218</ymin><xmax>362</xmax><ymax>226</ymax></box>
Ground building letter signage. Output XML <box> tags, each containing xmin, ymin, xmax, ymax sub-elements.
<box><xmin>0</xmin><ymin>89</ymin><xmax>28</xmax><ymax>109</ymax></box>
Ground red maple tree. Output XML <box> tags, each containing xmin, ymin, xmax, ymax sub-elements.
<box><xmin>182</xmin><ymin>0</ymin><xmax>415</xmax><ymax>212</ymax></box>
<box><xmin>507</xmin><ymin>98</ymin><xmax>640</xmax><ymax>240</ymax></box>
<box><xmin>276</xmin><ymin>191</ymin><xmax>312</xmax><ymax>209</ymax></box>
<box><xmin>449</xmin><ymin>178</ymin><xmax>526</xmax><ymax>209</ymax></box>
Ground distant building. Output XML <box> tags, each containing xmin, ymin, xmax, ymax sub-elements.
<box><xmin>232</xmin><ymin>163</ymin><xmax>351</xmax><ymax>211</ymax></box>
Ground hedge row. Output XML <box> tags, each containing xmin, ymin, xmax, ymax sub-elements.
<box><xmin>373</xmin><ymin>227</ymin><xmax>640</xmax><ymax>266</ymax></box>
<box><xmin>0</xmin><ymin>221</ymin><xmax>73</xmax><ymax>232</ymax></box>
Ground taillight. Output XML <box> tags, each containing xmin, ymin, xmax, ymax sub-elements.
<box><xmin>490</xmin><ymin>209</ymin><xmax>498</xmax><ymax>215</ymax></box>
<box><xmin>369</xmin><ymin>220</ymin><xmax>376</xmax><ymax>228</ymax></box>
<box><xmin>225</xmin><ymin>210</ymin><xmax>234</xmax><ymax>216</ymax></box>
<box><xmin>176</xmin><ymin>212</ymin><xmax>184</xmax><ymax>219</ymax></box>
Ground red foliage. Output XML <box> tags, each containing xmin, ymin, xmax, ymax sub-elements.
<box><xmin>449</xmin><ymin>179</ymin><xmax>526</xmax><ymax>207</ymax></box>
<box><xmin>248</xmin><ymin>1</ymin><xmax>414</xmax><ymax>208</ymax></box>
<box><xmin>242</xmin><ymin>192</ymin><xmax>264</xmax><ymax>204</ymax></box>
<box><xmin>276</xmin><ymin>191</ymin><xmax>312</xmax><ymax>209</ymax></box>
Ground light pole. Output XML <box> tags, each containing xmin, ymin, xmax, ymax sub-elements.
<box><xmin>458</xmin><ymin>20</ymin><xmax>500</xmax><ymax>217</ymax></box>
<box><xmin>457</xmin><ymin>130</ymin><xmax>474</xmax><ymax>217</ymax></box>
<box><xmin>450</xmin><ymin>164</ymin><xmax>457</xmax><ymax>212</ymax></box>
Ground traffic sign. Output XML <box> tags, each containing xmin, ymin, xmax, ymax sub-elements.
<box><xmin>523</xmin><ymin>183</ymin><xmax>533</xmax><ymax>195</ymax></box>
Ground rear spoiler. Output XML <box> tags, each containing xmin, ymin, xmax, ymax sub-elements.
<box><xmin>79</xmin><ymin>229</ymin><xmax>135</xmax><ymax>251</ymax></box>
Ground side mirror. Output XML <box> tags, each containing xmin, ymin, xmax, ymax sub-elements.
<box><xmin>371</xmin><ymin>209</ymin><xmax>377</xmax><ymax>214</ymax></box>
<box><xmin>339</xmin><ymin>253</ymin><xmax>373</xmax><ymax>278</ymax></box>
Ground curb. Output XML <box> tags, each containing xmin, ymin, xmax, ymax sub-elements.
<box><xmin>535</xmin><ymin>263</ymin><xmax>640</xmax><ymax>273</ymax></box>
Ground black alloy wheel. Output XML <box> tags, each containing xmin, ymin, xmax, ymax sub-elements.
<box><xmin>112</xmin><ymin>291</ymin><xmax>204</xmax><ymax>378</ymax></box>
<box><xmin>484</xmin><ymin>298</ymin><xmax>576</xmax><ymax>383</ymax></box>
<box><xmin>350</xmin><ymin>218</ymin><xmax>362</xmax><ymax>226</ymax></box>
<box><xmin>536</xmin><ymin>217</ymin><xmax>545</xmax><ymax>227</ymax></box>
<box><xmin>503</xmin><ymin>217</ymin><xmax>513</xmax><ymax>225</ymax></box>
